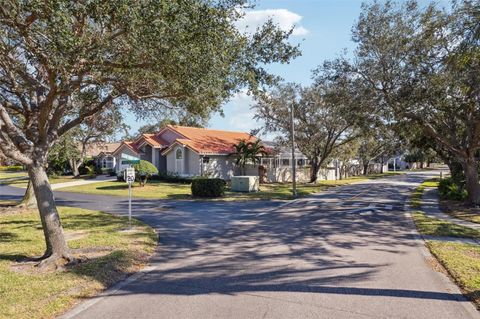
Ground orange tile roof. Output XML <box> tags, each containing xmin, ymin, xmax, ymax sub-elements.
<box><xmin>167</xmin><ymin>125</ymin><xmax>257</xmax><ymax>154</ymax></box>
<box><xmin>123</xmin><ymin>141</ymin><xmax>140</xmax><ymax>154</ymax></box>
<box><xmin>141</xmin><ymin>134</ymin><xmax>168</xmax><ymax>148</ymax></box>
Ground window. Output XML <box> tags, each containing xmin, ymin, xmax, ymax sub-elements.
<box><xmin>261</xmin><ymin>158</ymin><xmax>271</xmax><ymax>166</ymax></box>
<box><xmin>175</xmin><ymin>148</ymin><xmax>183</xmax><ymax>160</ymax></box>
<box><xmin>102</xmin><ymin>156</ymin><xmax>114</xmax><ymax>169</ymax></box>
<box><xmin>175</xmin><ymin>148</ymin><xmax>183</xmax><ymax>174</ymax></box>
<box><xmin>202</xmin><ymin>157</ymin><xmax>210</xmax><ymax>164</ymax></box>
<box><xmin>281</xmin><ymin>159</ymin><xmax>290</xmax><ymax>166</ymax></box>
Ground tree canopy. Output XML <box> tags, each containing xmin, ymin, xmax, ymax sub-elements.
<box><xmin>0</xmin><ymin>0</ymin><xmax>300</xmax><ymax>266</ymax></box>
<box><xmin>255</xmin><ymin>58</ymin><xmax>368</xmax><ymax>182</ymax></box>
<box><xmin>352</xmin><ymin>0</ymin><xmax>480</xmax><ymax>203</ymax></box>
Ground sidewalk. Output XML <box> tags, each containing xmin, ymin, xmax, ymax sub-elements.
<box><xmin>51</xmin><ymin>175</ymin><xmax>116</xmax><ymax>190</ymax></box>
<box><xmin>422</xmin><ymin>187</ymin><xmax>480</xmax><ymax>231</ymax></box>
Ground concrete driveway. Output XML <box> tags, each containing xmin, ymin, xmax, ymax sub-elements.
<box><xmin>1</xmin><ymin>171</ymin><xmax>478</xmax><ymax>318</ymax></box>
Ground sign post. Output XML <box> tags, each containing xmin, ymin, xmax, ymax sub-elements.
<box><xmin>125</xmin><ymin>166</ymin><xmax>136</xmax><ymax>229</ymax></box>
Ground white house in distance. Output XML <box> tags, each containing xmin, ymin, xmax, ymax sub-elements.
<box><xmin>111</xmin><ymin>125</ymin><xmax>257</xmax><ymax>179</ymax></box>
<box><xmin>83</xmin><ymin>142</ymin><xmax>121</xmax><ymax>171</ymax></box>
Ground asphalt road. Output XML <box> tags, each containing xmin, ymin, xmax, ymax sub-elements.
<box><xmin>1</xmin><ymin>171</ymin><xmax>478</xmax><ymax>318</ymax></box>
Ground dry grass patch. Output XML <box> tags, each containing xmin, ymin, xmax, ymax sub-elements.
<box><xmin>441</xmin><ymin>199</ymin><xmax>480</xmax><ymax>224</ymax></box>
<box><xmin>0</xmin><ymin>205</ymin><xmax>157</xmax><ymax>319</ymax></box>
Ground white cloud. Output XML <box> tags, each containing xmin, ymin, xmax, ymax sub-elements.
<box><xmin>235</xmin><ymin>9</ymin><xmax>309</xmax><ymax>37</ymax></box>
<box><xmin>227</xmin><ymin>90</ymin><xmax>258</xmax><ymax>131</ymax></box>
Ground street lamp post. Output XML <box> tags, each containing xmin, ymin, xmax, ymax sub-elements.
<box><xmin>291</xmin><ymin>102</ymin><xmax>297</xmax><ymax>197</ymax></box>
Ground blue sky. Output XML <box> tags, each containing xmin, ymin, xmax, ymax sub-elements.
<box><xmin>123</xmin><ymin>0</ymin><xmax>445</xmax><ymax>139</ymax></box>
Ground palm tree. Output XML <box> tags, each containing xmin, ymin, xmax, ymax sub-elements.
<box><xmin>233</xmin><ymin>139</ymin><xmax>267</xmax><ymax>175</ymax></box>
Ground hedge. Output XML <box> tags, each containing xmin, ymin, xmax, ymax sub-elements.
<box><xmin>191</xmin><ymin>178</ymin><xmax>226</xmax><ymax>197</ymax></box>
<box><xmin>150</xmin><ymin>172</ymin><xmax>192</xmax><ymax>184</ymax></box>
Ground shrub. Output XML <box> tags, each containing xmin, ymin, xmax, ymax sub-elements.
<box><xmin>84</xmin><ymin>165</ymin><xmax>96</xmax><ymax>178</ymax></box>
<box><xmin>95</xmin><ymin>165</ymin><xmax>103</xmax><ymax>175</ymax></box>
<box><xmin>438</xmin><ymin>177</ymin><xmax>467</xmax><ymax>201</ymax></box>
<box><xmin>191</xmin><ymin>178</ymin><xmax>226</xmax><ymax>197</ymax></box>
<box><xmin>133</xmin><ymin>160</ymin><xmax>158</xmax><ymax>186</ymax></box>
<box><xmin>0</xmin><ymin>165</ymin><xmax>24</xmax><ymax>171</ymax></box>
<box><xmin>117</xmin><ymin>171</ymin><xmax>125</xmax><ymax>182</ymax></box>
<box><xmin>150</xmin><ymin>172</ymin><xmax>192</xmax><ymax>184</ymax></box>
<box><xmin>78</xmin><ymin>165</ymin><xmax>89</xmax><ymax>175</ymax></box>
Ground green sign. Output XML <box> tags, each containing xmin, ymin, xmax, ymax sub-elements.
<box><xmin>121</xmin><ymin>153</ymin><xmax>140</xmax><ymax>165</ymax></box>
<box><xmin>121</xmin><ymin>159</ymin><xmax>140</xmax><ymax>165</ymax></box>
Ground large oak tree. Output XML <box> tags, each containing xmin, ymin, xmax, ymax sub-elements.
<box><xmin>255</xmin><ymin>60</ymin><xmax>365</xmax><ymax>182</ymax></box>
<box><xmin>353</xmin><ymin>0</ymin><xmax>480</xmax><ymax>204</ymax></box>
<box><xmin>0</xmin><ymin>0</ymin><xmax>299</xmax><ymax>266</ymax></box>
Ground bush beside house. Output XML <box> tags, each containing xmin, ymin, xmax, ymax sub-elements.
<box><xmin>191</xmin><ymin>178</ymin><xmax>226</xmax><ymax>197</ymax></box>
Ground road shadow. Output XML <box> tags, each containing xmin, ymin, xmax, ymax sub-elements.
<box><xmin>77</xmin><ymin>172</ymin><xmax>465</xmax><ymax>302</ymax></box>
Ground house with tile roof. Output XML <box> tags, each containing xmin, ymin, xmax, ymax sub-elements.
<box><xmin>112</xmin><ymin>125</ymin><xmax>257</xmax><ymax>179</ymax></box>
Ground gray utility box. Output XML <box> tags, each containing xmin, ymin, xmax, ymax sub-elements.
<box><xmin>231</xmin><ymin>176</ymin><xmax>259</xmax><ymax>192</ymax></box>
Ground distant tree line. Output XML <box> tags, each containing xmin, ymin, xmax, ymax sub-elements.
<box><xmin>255</xmin><ymin>0</ymin><xmax>480</xmax><ymax>205</ymax></box>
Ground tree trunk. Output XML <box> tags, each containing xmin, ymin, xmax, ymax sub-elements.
<box><xmin>363</xmin><ymin>162</ymin><xmax>369</xmax><ymax>175</ymax></box>
<box><xmin>462</xmin><ymin>157</ymin><xmax>480</xmax><ymax>205</ymax></box>
<box><xmin>309</xmin><ymin>160</ymin><xmax>320</xmax><ymax>183</ymax></box>
<box><xmin>18</xmin><ymin>180</ymin><xmax>37</xmax><ymax>208</ymax></box>
<box><xmin>446</xmin><ymin>160</ymin><xmax>464</xmax><ymax>185</ymax></box>
<box><xmin>28</xmin><ymin>164</ymin><xmax>70</xmax><ymax>262</ymax></box>
<box><xmin>69</xmin><ymin>158</ymin><xmax>80</xmax><ymax>177</ymax></box>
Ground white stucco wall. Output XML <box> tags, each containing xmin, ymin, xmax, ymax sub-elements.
<box><xmin>166</xmin><ymin>148</ymin><xmax>176</xmax><ymax>174</ymax></box>
<box><xmin>186</xmin><ymin>149</ymin><xmax>200</xmax><ymax>176</ymax></box>
<box><xmin>201</xmin><ymin>155</ymin><xmax>235</xmax><ymax>180</ymax></box>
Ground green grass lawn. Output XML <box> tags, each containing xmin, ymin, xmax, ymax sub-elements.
<box><xmin>410</xmin><ymin>178</ymin><xmax>440</xmax><ymax>208</ymax></box>
<box><xmin>59</xmin><ymin>180</ymin><xmax>193</xmax><ymax>199</ymax></box>
<box><xmin>427</xmin><ymin>241</ymin><xmax>480</xmax><ymax>308</ymax></box>
<box><xmin>57</xmin><ymin>172</ymin><xmax>403</xmax><ymax>200</ymax></box>
<box><xmin>412</xmin><ymin>212</ymin><xmax>480</xmax><ymax>239</ymax></box>
<box><xmin>0</xmin><ymin>171</ymin><xmax>28</xmax><ymax>181</ymax></box>
<box><xmin>410</xmin><ymin>179</ymin><xmax>480</xmax><ymax>308</ymax></box>
<box><xmin>1</xmin><ymin>175</ymin><xmax>93</xmax><ymax>187</ymax></box>
<box><xmin>0</xmin><ymin>206</ymin><xmax>157</xmax><ymax>319</ymax></box>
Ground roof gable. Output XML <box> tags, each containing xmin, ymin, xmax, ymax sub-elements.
<box><xmin>162</xmin><ymin>125</ymin><xmax>257</xmax><ymax>155</ymax></box>
<box><xmin>112</xmin><ymin>141</ymin><xmax>140</xmax><ymax>156</ymax></box>
<box><xmin>136</xmin><ymin>134</ymin><xmax>169</xmax><ymax>149</ymax></box>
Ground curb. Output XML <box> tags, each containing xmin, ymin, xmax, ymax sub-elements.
<box><xmin>403</xmin><ymin>196</ymin><xmax>479</xmax><ymax>316</ymax></box>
